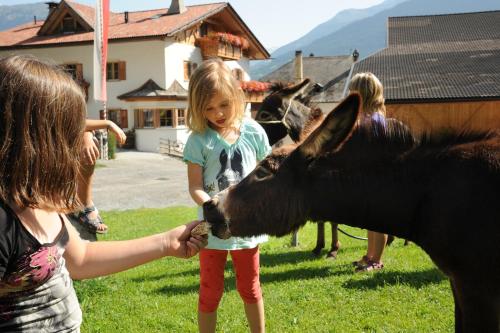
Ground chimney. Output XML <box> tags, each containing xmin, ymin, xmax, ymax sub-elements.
<box><xmin>124</xmin><ymin>11</ymin><xmax>129</xmax><ymax>23</ymax></box>
<box><xmin>294</xmin><ymin>50</ymin><xmax>303</xmax><ymax>83</ymax></box>
<box><xmin>352</xmin><ymin>49</ymin><xmax>360</xmax><ymax>61</ymax></box>
<box><xmin>45</xmin><ymin>2</ymin><xmax>58</xmax><ymax>15</ymax></box>
<box><xmin>167</xmin><ymin>0</ymin><xmax>187</xmax><ymax>15</ymax></box>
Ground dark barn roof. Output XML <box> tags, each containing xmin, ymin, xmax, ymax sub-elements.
<box><xmin>350</xmin><ymin>10</ymin><xmax>500</xmax><ymax>103</ymax></box>
<box><xmin>261</xmin><ymin>55</ymin><xmax>355</xmax><ymax>103</ymax></box>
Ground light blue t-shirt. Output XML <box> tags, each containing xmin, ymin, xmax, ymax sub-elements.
<box><xmin>183</xmin><ymin>117</ymin><xmax>271</xmax><ymax>250</ymax></box>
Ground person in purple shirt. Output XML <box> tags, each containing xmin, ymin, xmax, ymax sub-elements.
<box><xmin>349</xmin><ymin>72</ymin><xmax>389</xmax><ymax>272</ymax></box>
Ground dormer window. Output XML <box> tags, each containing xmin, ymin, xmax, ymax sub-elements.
<box><xmin>38</xmin><ymin>2</ymin><xmax>92</xmax><ymax>36</ymax></box>
<box><xmin>58</xmin><ymin>14</ymin><xmax>85</xmax><ymax>34</ymax></box>
<box><xmin>63</xmin><ymin>15</ymin><xmax>75</xmax><ymax>33</ymax></box>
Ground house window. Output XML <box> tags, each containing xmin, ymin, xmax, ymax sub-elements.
<box><xmin>107</xmin><ymin>61</ymin><xmax>126</xmax><ymax>81</ymax></box>
<box><xmin>143</xmin><ymin>110</ymin><xmax>154</xmax><ymax>128</ymax></box>
<box><xmin>199</xmin><ymin>23</ymin><xmax>208</xmax><ymax>37</ymax></box>
<box><xmin>62</xmin><ymin>15</ymin><xmax>75</xmax><ymax>33</ymax></box>
<box><xmin>184</xmin><ymin>61</ymin><xmax>197</xmax><ymax>80</ymax></box>
<box><xmin>62</xmin><ymin>63</ymin><xmax>83</xmax><ymax>81</ymax></box>
<box><xmin>102</xmin><ymin>109</ymin><xmax>128</xmax><ymax>129</ymax></box>
<box><xmin>160</xmin><ymin>109</ymin><xmax>173</xmax><ymax>127</ymax></box>
<box><xmin>232</xmin><ymin>68</ymin><xmax>244</xmax><ymax>81</ymax></box>
<box><xmin>177</xmin><ymin>109</ymin><xmax>186</xmax><ymax>126</ymax></box>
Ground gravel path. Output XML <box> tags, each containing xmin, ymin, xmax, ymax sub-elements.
<box><xmin>92</xmin><ymin>151</ymin><xmax>195</xmax><ymax>211</ymax></box>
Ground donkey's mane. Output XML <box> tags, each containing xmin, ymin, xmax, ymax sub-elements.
<box><xmin>269</xmin><ymin>82</ymin><xmax>290</xmax><ymax>93</ymax></box>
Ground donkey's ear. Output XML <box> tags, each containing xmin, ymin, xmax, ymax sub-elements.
<box><xmin>299</xmin><ymin>93</ymin><xmax>361</xmax><ymax>157</ymax></box>
<box><xmin>282</xmin><ymin>78</ymin><xmax>311</xmax><ymax>98</ymax></box>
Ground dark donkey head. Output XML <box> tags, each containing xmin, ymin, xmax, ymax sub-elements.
<box><xmin>256</xmin><ymin>78</ymin><xmax>322</xmax><ymax>145</ymax></box>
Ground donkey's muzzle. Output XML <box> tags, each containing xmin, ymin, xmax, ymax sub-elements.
<box><xmin>203</xmin><ymin>198</ymin><xmax>231</xmax><ymax>239</ymax></box>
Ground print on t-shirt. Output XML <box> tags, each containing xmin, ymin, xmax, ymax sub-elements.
<box><xmin>216</xmin><ymin>148</ymin><xmax>243</xmax><ymax>191</ymax></box>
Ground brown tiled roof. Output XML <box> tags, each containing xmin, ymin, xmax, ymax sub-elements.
<box><xmin>261</xmin><ymin>55</ymin><xmax>355</xmax><ymax>103</ymax></box>
<box><xmin>351</xmin><ymin>10</ymin><xmax>500</xmax><ymax>102</ymax></box>
<box><xmin>0</xmin><ymin>1</ymin><xmax>226</xmax><ymax>47</ymax></box>
<box><xmin>117</xmin><ymin>79</ymin><xmax>187</xmax><ymax>100</ymax></box>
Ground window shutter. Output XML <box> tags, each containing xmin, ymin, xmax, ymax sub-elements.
<box><xmin>76</xmin><ymin>63</ymin><xmax>83</xmax><ymax>81</ymax></box>
<box><xmin>173</xmin><ymin>108</ymin><xmax>179</xmax><ymax>128</ymax></box>
<box><xmin>118</xmin><ymin>61</ymin><xmax>126</xmax><ymax>80</ymax></box>
<box><xmin>135</xmin><ymin>110</ymin><xmax>144</xmax><ymax>129</ymax></box>
<box><xmin>153</xmin><ymin>110</ymin><xmax>160</xmax><ymax>128</ymax></box>
<box><xmin>120</xmin><ymin>109</ymin><xmax>128</xmax><ymax>128</ymax></box>
<box><xmin>99</xmin><ymin>110</ymin><xmax>105</xmax><ymax>120</ymax></box>
<box><xmin>184</xmin><ymin>61</ymin><xmax>190</xmax><ymax>81</ymax></box>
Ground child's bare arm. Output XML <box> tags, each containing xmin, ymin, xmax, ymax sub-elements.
<box><xmin>81</xmin><ymin>131</ymin><xmax>99</xmax><ymax>165</ymax></box>
<box><xmin>187</xmin><ymin>162</ymin><xmax>211</xmax><ymax>206</ymax></box>
<box><xmin>63</xmin><ymin>217</ymin><xmax>207</xmax><ymax>280</ymax></box>
<box><xmin>84</xmin><ymin>119</ymin><xmax>126</xmax><ymax>144</ymax></box>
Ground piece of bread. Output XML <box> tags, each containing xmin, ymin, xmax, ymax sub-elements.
<box><xmin>191</xmin><ymin>221</ymin><xmax>210</xmax><ymax>237</ymax></box>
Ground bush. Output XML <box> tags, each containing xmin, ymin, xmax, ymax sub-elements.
<box><xmin>108</xmin><ymin>132</ymin><xmax>116</xmax><ymax>159</ymax></box>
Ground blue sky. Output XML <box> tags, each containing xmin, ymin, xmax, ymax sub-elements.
<box><xmin>1</xmin><ymin>0</ymin><xmax>384</xmax><ymax>48</ymax></box>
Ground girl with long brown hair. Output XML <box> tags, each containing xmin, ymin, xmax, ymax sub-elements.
<box><xmin>0</xmin><ymin>55</ymin><xmax>207</xmax><ymax>331</ymax></box>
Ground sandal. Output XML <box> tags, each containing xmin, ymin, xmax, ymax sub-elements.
<box><xmin>78</xmin><ymin>205</ymin><xmax>108</xmax><ymax>234</ymax></box>
<box><xmin>355</xmin><ymin>260</ymin><xmax>384</xmax><ymax>273</ymax></box>
<box><xmin>352</xmin><ymin>255</ymin><xmax>369</xmax><ymax>268</ymax></box>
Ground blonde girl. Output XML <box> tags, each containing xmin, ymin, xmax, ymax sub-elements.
<box><xmin>183</xmin><ymin>58</ymin><xmax>271</xmax><ymax>333</ymax></box>
<box><xmin>349</xmin><ymin>72</ymin><xmax>389</xmax><ymax>272</ymax></box>
<box><xmin>0</xmin><ymin>55</ymin><xmax>207</xmax><ymax>331</ymax></box>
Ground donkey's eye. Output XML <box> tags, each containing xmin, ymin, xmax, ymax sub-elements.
<box><xmin>254</xmin><ymin>167</ymin><xmax>272</xmax><ymax>180</ymax></box>
<box><xmin>257</xmin><ymin>111</ymin><xmax>273</xmax><ymax>121</ymax></box>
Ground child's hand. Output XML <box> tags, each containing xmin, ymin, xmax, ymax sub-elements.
<box><xmin>108</xmin><ymin>121</ymin><xmax>127</xmax><ymax>145</ymax></box>
<box><xmin>164</xmin><ymin>221</ymin><xmax>208</xmax><ymax>258</ymax></box>
<box><xmin>82</xmin><ymin>131</ymin><xmax>99</xmax><ymax>165</ymax></box>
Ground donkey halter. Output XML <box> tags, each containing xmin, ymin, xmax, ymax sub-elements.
<box><xmin>256</xmin><ymin>98</ymin><xmax>294</xmax><ymax>130</ymax></box>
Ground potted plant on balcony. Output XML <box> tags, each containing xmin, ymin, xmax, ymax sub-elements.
<box><xmin>196</xmin><ymin>32</ymin><xmax>250</xmax><ymax>60</ymax></box>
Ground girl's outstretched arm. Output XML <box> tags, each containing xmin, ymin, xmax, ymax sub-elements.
<box><xmin>84</xmin><ymin>119</ymin><xmax>127</xmax><ymax>144</ymax></box>
<box><xmin>64</xmin><ymin>217</ymin><xmax>207</xmax><ymax>280</ymax></box>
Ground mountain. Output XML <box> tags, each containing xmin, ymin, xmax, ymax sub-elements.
<box><xmin>271</xmin><ymin>0</ymin><xmax>407</xmax><ymax>59</ymax></box>
<box><xmin>251</xmin><ymin>0</ymin><xmax>500</xmax><ymax>79</ymax></box>
<box><xmin>0</xmin><ymin>3</ymin><xmax>47</xmax><ymax>31</ymax></box>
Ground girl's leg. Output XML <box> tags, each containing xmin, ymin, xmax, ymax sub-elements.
<box><xmin>244</xmin><ymin>299</ymin><xmax>265</xmax><ymax>333</ymax></box>
<box><xmin>77</xmin><ymin>163</ymin><xmax>108</xmax><ymax>233</ymax></box>
<box><xmin>231</xmin><ymin>247</ymin><xmax>265</xmax><ymax>333</ymax></box>
<box><xmin>198</xmin><ymin>249</ymin><xmax>228</xmax><ymax>333</ymax></box>
<box><xmin>367</xmin><ymin>231</ymin><xmax>388</xmax><ymax>262</ymax></box>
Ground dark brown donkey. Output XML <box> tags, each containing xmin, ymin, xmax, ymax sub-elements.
<box><xmin>255</xmin><ymin>78</ymin><xmax>341</xmax><ymax>258</ymax></box>
<box><xmin>205</xmin><ymin>94</ymin><xmax>500</xmax><ymax>332</ymax></box>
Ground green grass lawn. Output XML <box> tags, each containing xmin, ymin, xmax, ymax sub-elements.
<box><xmin>76</xmin><ymin>207</ymin><xmax>454</xmax><ymax>333</ymax></box>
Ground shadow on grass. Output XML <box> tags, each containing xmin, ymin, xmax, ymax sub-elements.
<box><xmin>153</xmin><ymin>265</ymin><xmax>347</xmax><ymax>296</ymax></box>
<box><xmin>130</xmin><ymin>268</ymin><xmax>201</xmax><ymax>282</ymax></box>
<box><xmin>259</xmin><ymin>246</ymin><xmax>365</xmax><ymax>267</ymax></box>
<box><xmin>342</xmin><ymin>267</ymin><xmax>447</xmax><ymax>290</ymax></box>
<box><xmin>132</xmin><ymin>248</ymin><xmax>358</xmax><ymax>283</ymax></box>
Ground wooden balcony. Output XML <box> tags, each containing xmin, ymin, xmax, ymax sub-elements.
<box><xmin>196</xmin><ymin>33</ymin><xmax>249</xmax><ymax>61</ymax></box>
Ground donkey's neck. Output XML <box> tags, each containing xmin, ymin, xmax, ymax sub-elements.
<box><xmin>309</xmin><ymin>163</ymin><xmax>425</xmax><ymax>241</ymax></box>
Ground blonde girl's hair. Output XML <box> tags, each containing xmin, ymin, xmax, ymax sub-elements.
<box><xmin>349</xmin><ymin>72</ymin><xmax>386</xmax><ymax>117</ymax></box>
<box><xmin>187</xmin><ymin>58</ymin><xmax>245</xmax><ymax>133</ymax></box>
<box><xmin>0</xmin><ymin>55</ymin><xmax>86</xmax><ymax>212</ymax></box>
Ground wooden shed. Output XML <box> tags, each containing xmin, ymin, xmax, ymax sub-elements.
<box><xmin>349</xmin><ymin>10</ymin><xmax>500</xmax><ymax>134</ymax></box>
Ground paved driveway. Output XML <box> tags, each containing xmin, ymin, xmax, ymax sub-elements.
<box><xmin>92</xmin><ymin>151</ymin><xmax>195</xmax><ymax>211</ymax></box>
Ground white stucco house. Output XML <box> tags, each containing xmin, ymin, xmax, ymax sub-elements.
<box><xmin>0</xmin><ymin>0</ymin><xmax>269</xmax><ymax>152</ymax></box>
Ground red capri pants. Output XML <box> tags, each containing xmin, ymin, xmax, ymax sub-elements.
<box><xmin>198</xmin><ymin>247</ymin><xmax>262</xmax><ymax>313</ymax></box>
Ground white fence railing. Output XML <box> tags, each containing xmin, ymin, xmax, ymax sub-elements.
<box><xmin>159</xmin><ymin>138</ymin><xmax>185</xmax><ymax>158</ymax></box>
